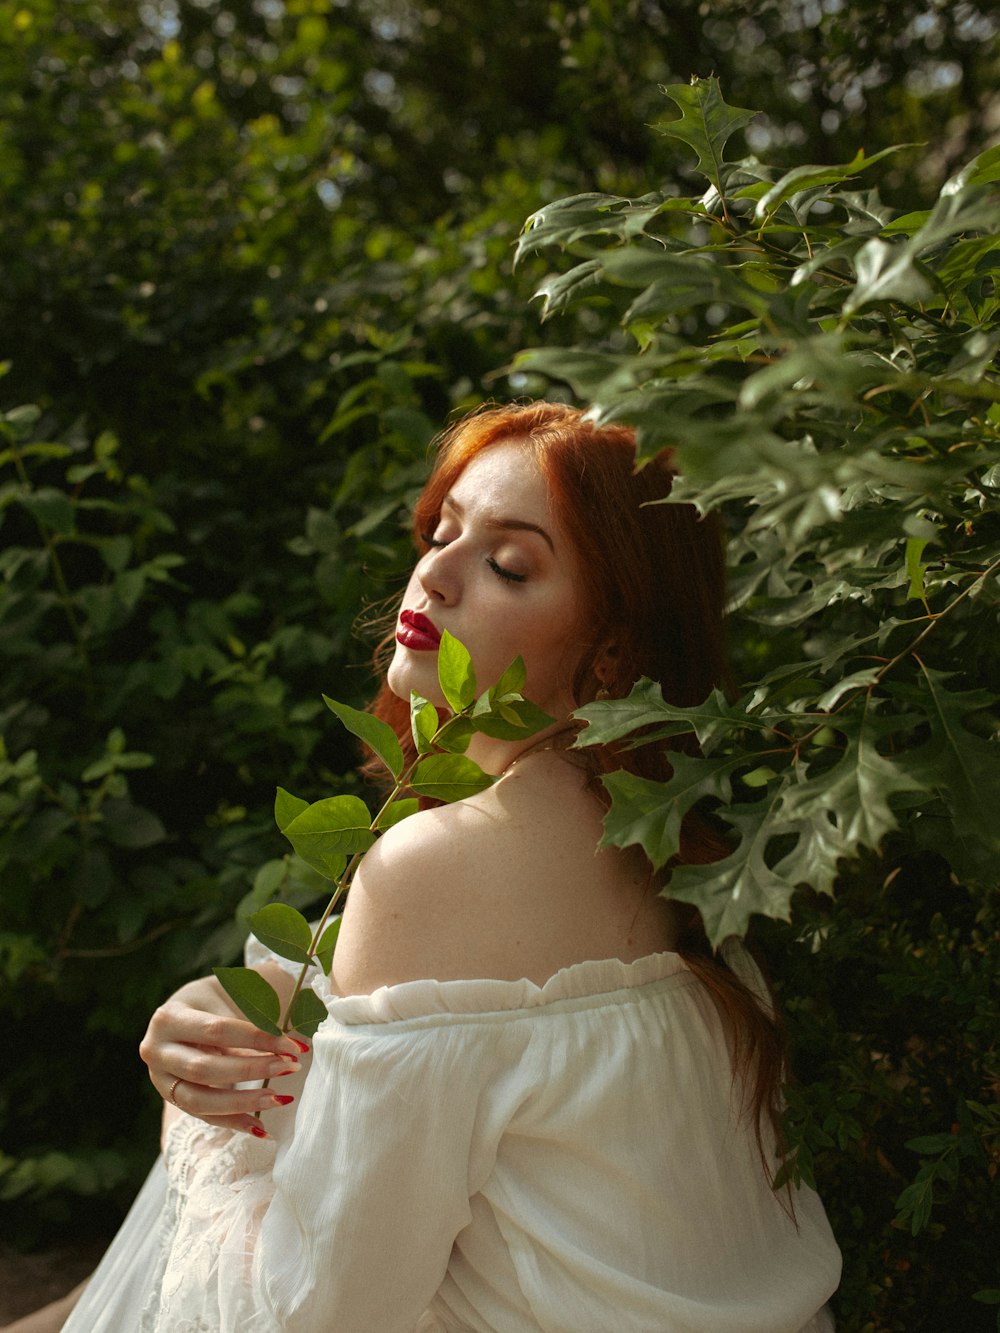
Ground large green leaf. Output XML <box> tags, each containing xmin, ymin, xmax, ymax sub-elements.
<box><xmin>778</xmin><ymin>705</ymin><xmax>927</xmax><ymax>851</ymax></box>
<box><xmin>575</xmin><ymin>679</ymin><xmax>771</xmax><ymax>755</ymax></box>
<box><xmin>666</xmin><ymin>801</ymin><xmax>799</xmax><ymax>944</ymax></box>
<box><xmin>750</xmin><ymin>146</ymin><xmax>908</xmax><ymax>221</ymax></box>
<box><xmin>515</xmin><ymin>192</ymin><xmax>679</xmax><ymax>266</ymax></box>
<box><xmin>599</xmin><ymin>753</ymin><xmax>746</xmax><ymax>869</ymax></box>
<box><xmin>901</xmin><ymin>668</ymin><xmax>1000</xmax><ymax>849</ymax></box>
<box><xmin>771</xmin><ymin>806</ymin><xmax>851</xmax><ymax>901</ymax></box>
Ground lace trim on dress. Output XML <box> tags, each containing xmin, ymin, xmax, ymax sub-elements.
<box><xmin>139</xmin><ymin>1116</ymin><xmax>278</xmax><ymax>1333</ymax></box>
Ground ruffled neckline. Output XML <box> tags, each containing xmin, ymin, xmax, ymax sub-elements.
<box><xmin>313</xmin><ymin>949</ymin><xmax>691</xmax><ymax>1026</ymax></box>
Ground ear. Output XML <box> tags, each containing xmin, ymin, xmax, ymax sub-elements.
<box><xmin>593</xmin><ymin>641</ymin><xmax>620</xmax><ymax>685</ymax></box>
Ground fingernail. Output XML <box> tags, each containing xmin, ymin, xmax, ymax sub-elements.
<box><xmin>273</xmin><ymin>1066</ymin><xmax>298</xmax><ymax>1077</ymax></box>
<box><xmin>271</xmin><ymin>1094</ymin><xmax>294</xmax><ymax>1107</ymax></box>
<box><xmin>289</xmin><ymin>1039</ymin><xmax>310</xmax><ymax>1054</ymax></box>
<box><xmin>249</xmin><ymin>1125</ymin><xmax>269</xmax><ymax>1139</ymax></box>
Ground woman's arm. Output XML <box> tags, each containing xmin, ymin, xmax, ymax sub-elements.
<box><xmin>140</xmin><ymin>967</ymin><xmax>308</xmax><ymax>1137</ymax></box>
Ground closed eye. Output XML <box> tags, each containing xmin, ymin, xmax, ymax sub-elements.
<box><xmin>420</xmin><ymin>531</ymin><xmax>525</xmax><ymax>585</ymax></box>
<box><xmin>487</xmin><ymin>557</ymin><xmax>526</xmax><ymax>584</ymax></box>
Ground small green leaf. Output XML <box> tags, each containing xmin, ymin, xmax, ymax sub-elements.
<box><xmin>275</xmin><ymin>787</ymin><xmax>308</xmax><ymax>833</ymax></box>
<box><xmin>374</xmin><ymin>797</ymin><xmax>420</xmax><ymax>831</ymax></box>
<box><xmin>248</xmin><ymin>904</ymin><xmax>314</xmax><ymax>966</ymax></box>
<box><xmin>437</xmin><ymin>630</ymin><xmax>476</xmax><ymax>712</ymax></box>
<box><xmin>491</xmin><ymin>655</ymin><xmax>527</xmax><ymax>699</ymax></box>
<box><xmin>750</xmin><ymin>145</ymin><xmax>907</xmax><ymax>220</ymax></box>
<box><xmin>324</xmin><ymin>696</ymin><xmax>404</xmax><ymax>780</ymax></box>
<box><xmin>409</xmin><ymin>753</ymin><xmax>495</xmax><ymax>802</ymax></box>
<box><xmin>410</xmin><ymin>694</ymin><xmax>438</xmax><ymax>755</ymax></box>
<box><xmin>283</xmin><ymin>795</ymin><xmax>375</xmax><ymax>877</ymax></box>
<box><xmin>315</xmin><ymin>917</ymin><xmax>342</xmax><ymax>973</ymax></box>
<box><xmin>654</xmin><ymin>77</ymin><xmax>758</xmax><ymax>197</ymax></box>
<box><xmin>288</xmin><ymin>988</ymin><xmax>328</xmax><ymax>1039</ymax></box>
<box><xmin>213</xmin><ymin>967</ymin><xmax>282</xmax><ymax>1036</ymax></box>
<box><xmin>19</xmin><ymin>487</ymin><xmax>75</xmax><ymax>534</ymax></box>
<box><xmin>904</xmin><ymin>537</ymin><xmax>928</xmax><ymax>600</ymax></box>
<box><xmin>905</xmin><ymin>1132</ymin><xmax>959</xmax><ymax>1154</ymax></box>
<box><xmin>433</xmin><ymin>714</ymin><xmax>474</xmax><ymax>752</ymax></box>
<box><xmin>100</xmin><ymin>798</ymin><xmax>166</xmax><ymax>848</ymax></box>
<box><xmin>900</xmin><ymin>667</ymin><xmax>1000</xmax><ymax>849</ymax></box>
<box><xmin>472</xmin><ymin>697</ymin><xmax>556</xmax><ymax>740</ymax></box>
<box><xmin>844</xmin><ymin>237</ymin><xmax>936</xmax><ymax>315</ymax></box>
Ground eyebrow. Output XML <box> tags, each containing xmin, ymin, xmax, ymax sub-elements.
<box><xmin>441</xmin><ymin>494</ymin><xmax>556</xmax><ymax>554</ymax></box>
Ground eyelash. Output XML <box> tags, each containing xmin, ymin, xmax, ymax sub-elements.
<box><xmin>419</xmin><ymin>532</ymin><xmax>527</xmax><ymax>585</ymax></box>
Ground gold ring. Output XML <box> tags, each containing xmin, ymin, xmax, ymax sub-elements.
<box><xmin>168</xmin><ymin>1077</ymin><xmax>182</xmax><ymax>1107</ymax></box>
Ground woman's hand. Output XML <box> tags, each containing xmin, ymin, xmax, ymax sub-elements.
<box><xmin>139</xmin><ymin>972</ymin><xmax>309</xmax><ymax>1138</ymax></box>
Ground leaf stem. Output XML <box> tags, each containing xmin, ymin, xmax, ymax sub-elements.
<box><xmin>874</xmin><ymin>554</ymin><xmax>1000</xmax><ymax>685</ymax></box>
<box><xmin>270</xmin><ymin>712</ymin><xmax>464</xmax><ymax>1045</ymax></box>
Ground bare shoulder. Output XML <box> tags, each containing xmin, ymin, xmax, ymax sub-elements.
<box><xmin>331</xmin><ymin>754</ymin><xmax>675</xmax><ymax>995</ymax></box>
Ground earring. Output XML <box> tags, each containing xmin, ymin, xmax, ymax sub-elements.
<box><xmin>595</xmin><ymin>683</ymin><xmax>611</xmax><ymax>701</ymax></box>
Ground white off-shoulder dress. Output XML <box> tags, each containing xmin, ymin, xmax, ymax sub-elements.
<box><xmin>64</xmin><ymin>947</ymin><xmax>841</xmax><ymax>1332</ymax></box>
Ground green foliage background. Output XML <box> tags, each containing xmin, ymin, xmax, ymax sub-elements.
<box><xmin>1</xmin><ymin>3</ymin><xmax>998</xmax><ymax>1328</ymax></box>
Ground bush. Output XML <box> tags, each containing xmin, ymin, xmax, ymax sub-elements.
<box><xmin>515</xmin><ymin>78</ymin><xmax>1000</xmax><ymax>1328</ymax></box>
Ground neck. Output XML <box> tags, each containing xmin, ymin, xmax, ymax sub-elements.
<box><xmin>467</xmin><ymin>719</ymin><xmax>580</xmax><ymax>777</ymax></box>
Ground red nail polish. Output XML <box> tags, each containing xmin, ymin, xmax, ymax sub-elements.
<box><xmin>289</xmin><ymin>1039</ymin><xmax>310</xmax><ymax>1054</ymax></box>
<box><xmin>274</xmin><ymin>1067</ymin><xmax>297</xmax><ymax>1077</ymax></box>
<box><xmin>272</xmin><ymin>1094</ymin><xmax>294</xmax><ymax>1106</ymax></box>
<box><xmin>250</xmin><ymin>1125</ymin><xmax>269</xmax><ymax>1139</ymax></box>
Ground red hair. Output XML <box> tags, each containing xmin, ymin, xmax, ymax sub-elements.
<box><xmin>366</xmin><ymin>402</ymin><xmax>786</xmax><ymax>1177</ymax></box>
<box><xmin>369</xmin><ymin>402</ymin><xmax>729</xmax><ymax>776</ymax></box>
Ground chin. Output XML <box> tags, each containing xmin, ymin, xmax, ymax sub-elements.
<box><xmin>386</xmin><ymin>651</ymin><xmax>442</xmax><ymax>707</ymax></box>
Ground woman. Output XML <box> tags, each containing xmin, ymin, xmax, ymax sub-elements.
<box><xmin>56</xmin><ymin>402</ymin><xmax>840</xmax><ymax>1331</ymax></box>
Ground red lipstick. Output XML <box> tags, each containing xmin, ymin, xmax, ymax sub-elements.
<box><xmin>396</xmin><ymin>609</ymin><xmax>441</xmax><ymax>652</ymax></box>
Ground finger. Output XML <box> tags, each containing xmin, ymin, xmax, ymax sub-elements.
<box><xmin>196</xmin><ymin>1113</ymin><xmax>279</xmax><ymax>1138</ymax></box>
<box><xmin>165</xmin><ymin>1078</ymin><xmax>297</xmax><ymax>1127</ymax></box>
<box><xmin>146</xmin><ymin>1041</ymin><xmax>303</xmax><ymax>1091</ymax></box>
<box><xmin>144</xmin><ymin>1001</ymin><xmax>309</xmax><ymax>1060</ymax></box>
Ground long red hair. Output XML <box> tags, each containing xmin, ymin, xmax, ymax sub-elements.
<box><xmin>366</xmin><ymin>402</ymin><xmax>786</xmax><ymax>1174</ymax></box>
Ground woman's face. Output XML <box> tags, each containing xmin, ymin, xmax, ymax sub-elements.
<box><xmin>387</xmin><ymin>440</ymin><xmax>586</xmax><ymax>722</ymax></box>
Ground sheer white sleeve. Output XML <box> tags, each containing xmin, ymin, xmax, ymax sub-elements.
<box><xmin>251</xmin><ymin>1009</ymin><xmax>501</xmax><ymax>1332</ymax></box>
<box><xmin>147</xmin><ymin>990</ymin><xmax>504</xmax><ymax>1333</ymax></box>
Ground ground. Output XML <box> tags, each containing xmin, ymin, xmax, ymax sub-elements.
<box><xmin>0</xmin><ymin>1241</ymin><xmax>105</xmax><ymax>1328</ymax></box>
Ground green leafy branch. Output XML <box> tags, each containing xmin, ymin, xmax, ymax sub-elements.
<box><xmin>213</xmin><ymin>631</ymin><xmax>554</xmax><ymax>1045</ymax></box>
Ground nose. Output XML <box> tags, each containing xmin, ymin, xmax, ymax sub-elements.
<box><xmin>417</xmin><ymin>543</ymin><xmax>460</xmax><ymax>605</ymax></box>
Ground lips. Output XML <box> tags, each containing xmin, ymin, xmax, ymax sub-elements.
<box><xmin>396</xmin><ymin>609</ymin><xmax>442</xmax><ymax>652</ymax></box>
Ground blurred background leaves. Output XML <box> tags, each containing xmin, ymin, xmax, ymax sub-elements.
<box><xmin>1</xmin><ymin>3</ymin><xmax>998</xmax><ymax>1326</ymax></box>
